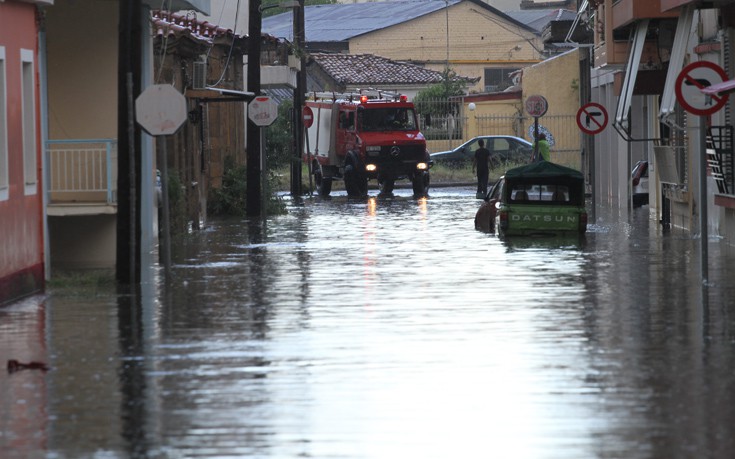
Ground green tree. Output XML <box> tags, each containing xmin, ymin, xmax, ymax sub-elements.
<box><xmin>413</xmin><ymin>68</ymin><xmax>467</xmax><ymax>118</ymax></box>
<box><xmin>266</xmin><ymin>98</ymin><xmax>294</xmax><ymax>170</ymax></box>
<box><xmin>414</xmin><ymin>68</ymin><xmax>468</xmax><ymax>140</ymax></box>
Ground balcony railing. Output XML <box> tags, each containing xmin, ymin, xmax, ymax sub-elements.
<box><xmin>45</xmin><ymin>139</ymin><xmax>117</xmax><ymax>205</ymax></box>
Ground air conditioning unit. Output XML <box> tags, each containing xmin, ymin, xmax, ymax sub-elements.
<box><xmin>193</xmin><ymin>61</ymin><xmax>207</xmax><ymax>89</ymax></box>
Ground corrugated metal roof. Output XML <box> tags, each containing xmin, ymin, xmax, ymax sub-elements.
<box><xmin>262</xmin><ymin>0</ymin><xmax>535</xmax><ymax>43</ymax></box>
<box><xmin>505</xmin><ymin>9</ymin><xmax>577</xmax><ymax>32</ymax></box>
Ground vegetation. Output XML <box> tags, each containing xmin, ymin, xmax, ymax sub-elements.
<box><xmin>209</xmin><ymin>156</ymin><xmax>248</xmax><ymax>216</ymax></box>
<box><xmin>166</xmin><ymin>171</ymin><xmax>188</xmax><ymax>235</ymax></box>
<box><xmin>208</xmin><ymin>156</ymin><xmax>287</xmax><ymax>217</ymax></box>
<box><xmin>266</xmin><ymin>98</ymin><xmax>294</xmax><ymax>171</ymax></box>
<box><xmin>414</xmin><ymin>68</ymin><xmax>468</xmax><ymax>140</ymax></box>
<box><xmin>47</xmin><ymin>269</ymin><xmax>115</xmax><ymax>291</ymax></box>
<box><xmin>413</xmin><ymin>68</ymin><xmax>467</xmax><ymax>116</ymax></box>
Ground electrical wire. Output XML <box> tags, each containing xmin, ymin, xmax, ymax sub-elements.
<box><xmin>468</xmin><ymin>8</ymin><xmax>546</xmax><ymax>56</ymax></box>
<box><xmin>155</xmin><ymin>0</ymin><xmax>172</xmax><ymax>84</ymax></box>
<box><xmin>209</xmin><ymin>0</ymin><xmax>242</xmax><ymax>87</ymax></box>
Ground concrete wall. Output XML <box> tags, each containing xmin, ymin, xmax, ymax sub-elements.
<box><xmin>45</xmin><ymin>0</ymin><xmax>119</xmax><ymax>140</ymax></box>
<box><xmin>48</xmin><ymin>215</ymin><xmax>117</xmax><ymax>269</ymax></box>
<box><xmin>521</xmin><ymin>49</ymin><xmax>581</xmax><ymax>166</ymax></box>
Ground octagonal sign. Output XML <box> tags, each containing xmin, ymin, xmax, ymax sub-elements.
<box><xmin>135</xmin><ymin>84</ymin><xmax>188</xmax><ymax>136</ymax></box>
<box><xmin>248</xmin><ymin>96</ymin><xmax>278</xmax><ymax>127</ymax></box>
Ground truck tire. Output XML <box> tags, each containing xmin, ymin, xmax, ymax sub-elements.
<box><xmin>314</xmin><ymin>164</ymin><xmax>332</xmax><ymax>197</ymax></box>
<box><xmin>344</xmin><ymin>152</ymin><xmax>368</xmax><ymax>197</ymax></box>
<box><xmin>378</xmin><ymin>178</ymin><xmax>395</xmax><ymax>194</ymax></box>
<box><xmin>412</xmin><ymin>171</ymin><xmax>430</xmax><ymax>197</ymax></box>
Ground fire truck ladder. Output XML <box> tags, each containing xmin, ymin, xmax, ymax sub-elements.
<box><xmin>307</xmin><ymin>88</ymin><xmax>402</xmax><ymax>102</ymax></box>
<box><xmin>706</xmin><ymin>126</ymin><xmax>733</xmax><ymax>194</ymax></box>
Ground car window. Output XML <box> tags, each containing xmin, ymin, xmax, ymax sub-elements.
<box><xmin>509</xmin><ymin>138</ymin><xmax>531</xmax><ymax>151</ymax></box>
<box><xmin>511</xmin><ymin>183</ymin><xmax>570</xmax><ymax>202</ymax></box>
<box><xmin>465</xmin><ymin>139</ymin><xmax>480</xmax><ymax>153</ymax></box>
<box><xmin>491</xmin><ymin>138</ymin><xmax>510</xmax><ymax>151</ymax></box>
<box><xmin>488</xmin><ymin>180</ymin><xmax>502</xmax><ymax>200</ymax></box>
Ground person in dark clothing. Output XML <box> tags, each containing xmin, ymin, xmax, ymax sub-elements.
<box><xmin>472</xmin><ymin>139</ymin><xmax>492</xmax><ymax>199</ymax></box>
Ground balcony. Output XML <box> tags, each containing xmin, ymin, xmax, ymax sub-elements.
<box><xmin>612</xmin><ymin>0</ymin><xmax>678</xmax><ymax>30</ymax></box>
<box><xmin>45</xmin><ymin>139</ymin><xmax>117</xmax><ymax>216</ymax></box>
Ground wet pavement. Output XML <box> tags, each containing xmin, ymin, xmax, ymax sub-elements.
<box><xmin>3</xmin><ymin>186</ymin><xmax>735</xmax><ymax>458</ymax></box>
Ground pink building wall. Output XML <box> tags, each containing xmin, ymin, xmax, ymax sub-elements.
<box><xmin>0</xmin><ymin>1</ymin><xmax>45</xmax><ymax>305</ymax></box>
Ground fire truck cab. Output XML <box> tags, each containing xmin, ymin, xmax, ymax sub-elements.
<box><xmin>304</xmin><ymin>91</ymin><xmax>431</xmax><ymax>197</ymax></box>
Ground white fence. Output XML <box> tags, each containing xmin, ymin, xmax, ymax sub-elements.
<box><xmin>45</xmin><ymin>139</ymin><xmax>117</xmax><ymax>204</ymax></box>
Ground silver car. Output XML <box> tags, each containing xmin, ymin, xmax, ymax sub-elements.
<box><xmin>430</xmin><ymin>135</ymin><xmax>533</xmax><ymax>167</ymax></box>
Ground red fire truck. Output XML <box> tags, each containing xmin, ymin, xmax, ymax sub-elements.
<box><xmin>303</xmin><ymin>91</ymin><xmax>431</xmax><ymax>197</ymax></box>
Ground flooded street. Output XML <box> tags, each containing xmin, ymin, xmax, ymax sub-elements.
<box><xmin>3</xmin><ymin>186</ymin><xmax>735</xmax><ymax>458</ymax></box>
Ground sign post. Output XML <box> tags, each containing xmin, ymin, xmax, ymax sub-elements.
<box><xmin>303</xmin><ymin>106</ymin><xmax>314</xmax><ymax>194</ymax></box>
<box><xmin>675</xmin><ymin>61</ymin><xmax>730</xmax><ymax>285</ymax></box>
<box><xmin>248</xmin><ymin>96</ymin><xmax>279</xmax><ymax>210</ymax></box>
<box><xmin>525</xmin><ymin>95</ymin><xmax>548</xmax><ymax>160</ymax></box>
<box><xmin>135</xmin><ymin>84</ymin><xmax>188</xmax><ymax>280</ymax></box>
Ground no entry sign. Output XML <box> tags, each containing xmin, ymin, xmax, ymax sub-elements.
<box><xmin>576</xmin><ymin>102</ymin><xmax>608</xmax><ymax>135</ymax></box>
<box><xmin>303</xmin><ymin>105</ymin><xmax>314</xmax><ymax>128</ymax></box>
<box><xmin>675</xmin><ymin>61</ymin><xmax>729</xmax><ymax>116</ymax></box>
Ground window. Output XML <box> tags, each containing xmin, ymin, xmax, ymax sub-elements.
<box><xmin>21</xmin><ymin>49</ymin><xmax>36</xmax><ymax>194</ymax></box>
<box><xmin>0</xmin><ymin>47</ymin><xmax>7</xmax><ymax>200</ymax></box>
<box><xmin>484</xmin><ymin>68</ymin><xmax>519</xmax><ymax>92</ymax></box>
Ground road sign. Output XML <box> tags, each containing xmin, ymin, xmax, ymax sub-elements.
<box><xmin>576</xmin><ymin>102</ymin><xmax>608</xmax><ymax>135</ymax></box>
<box><xmin>675</xmin><ymin>61</ymin><xmax>729</xmax><ymax>116</ymax></box>
<box><xmin>303</xmin><ymin>105</ymin><xmax>314</xmax><ymax>128</ymax></box>
<box><xmin>248</xmin><ymin>96</ymin><xmax>278</xmax><ymax>127</ymax></box>
<box><xmin>525</xmin><ymin>95</ymin><xmax>548</xmax><ymax>117</ymax></box>
<box><xmin>135</xmin><ymin>84</ymin><xmax>188</xmax><ymax>136</ymax></box>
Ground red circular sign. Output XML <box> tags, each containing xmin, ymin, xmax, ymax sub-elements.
<box><xmin>525</xmin><ymin>95</ymin><xmax>548</xmax><ymax>117</ymax></box>
<box><xmin>576</xmin><ymin>102</ymin><xmax>608</xmax><ymax>135</ymax></box>
<box><xmin>303</xmin><ymin>105</ymin><xmax>314</xmax><ymax>128</ymax></box>
<box><xmin>675</xmin><ymin>61</ymin><xmax>729</xmax><ymax>116</ymax></box>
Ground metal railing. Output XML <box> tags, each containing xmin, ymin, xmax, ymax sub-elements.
<box><xmin>45</xmin><ymin>139</ymin><xmax>117</xmax><ymax>204</ymax></box>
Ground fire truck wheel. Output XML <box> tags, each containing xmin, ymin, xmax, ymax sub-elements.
<box><xmin>412</xmin><ymin>171</ymin><xmax>430</xmax><ymax>197</ymax></box>
<box><xmin>379</xmin><ymin>178</ymin><xmax>395</xmax><ymax>194</ymax></box>
<box><xmin>314</xmin><ymin>167</ymin><xmax>332</xmax><ymax>197</ymax></box>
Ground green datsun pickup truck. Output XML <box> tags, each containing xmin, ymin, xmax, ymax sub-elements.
<box><xmin>475</xmin><ymin>161</ymin><xmax>588</xmax><ymax>236</ymax></box>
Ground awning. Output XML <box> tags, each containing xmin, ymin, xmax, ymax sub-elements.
<box><xmin>701</xmin><ymin>78</ymin><xmax>735</xmax><ymax>96</ymax></box>
<box><xmin>659</xmin><ymin>4</ymin><xmax>695</xmax><ymax>124</ymax></box>
<box><xmin>565</xmin><ymin>0</ymin><xmax>588</xmax><ymax>43</ymax></box>
<box><xmin>185</xmin><ymin>87</ymin><xmax>255</xmax><ymax>102</ymax></box>
<box><xmin>614</xmin><ymin>19</ymin><xmax>649</xmax><ymax>133</ymax></box>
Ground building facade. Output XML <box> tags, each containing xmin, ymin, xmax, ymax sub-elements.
<box><xmin>589</xmin><ymin>0</ymin><xmax>735</xmax><ymax>243</ymax></box>
<box><xmin>0</xmin><ymin>0</ymin><xmax>52</xmax><ymax>305</ymax></box>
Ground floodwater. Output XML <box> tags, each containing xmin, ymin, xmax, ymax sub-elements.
<box><xmin>3</xmin><ymin>186</ymin><xmax>735</xmax><ymax>459</ymax></box>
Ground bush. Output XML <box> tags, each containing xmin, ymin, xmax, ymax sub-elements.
<box><xmin>209</xmin><ymin>156</ymin><xmax>247</xmax><ymax>216</ymax></box>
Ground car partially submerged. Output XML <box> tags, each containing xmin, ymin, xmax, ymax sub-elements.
<box><xmin>475</xmin><ymin>161</ymin><xmax>587</xmax><ymax>236</ymax></box>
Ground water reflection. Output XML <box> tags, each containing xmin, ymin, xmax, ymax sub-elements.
<box><xmin>2</xmin><ymin>188</ymin><xmax>735</xmax><ymax>458</ymax></box>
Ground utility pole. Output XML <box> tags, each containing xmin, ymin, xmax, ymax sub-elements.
<box><xmin>291</xmin><ymin>0</ymin><xmax>305</xmax><ymax>198</ymax></box>
<box><xmin>116</xmin><ymin>0</ymin><xmax>142</xmax><ymax>285</ymax></box>
<box><xmin>247</xmin><ymin>0</ymin><xmax>263</xmax><ymax>216</ymax></box>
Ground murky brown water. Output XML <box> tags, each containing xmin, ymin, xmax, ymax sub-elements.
<box><xmin>3</xmin><ymin>187</ymin><xmax>735</xmax><ymax>458</ymax></box>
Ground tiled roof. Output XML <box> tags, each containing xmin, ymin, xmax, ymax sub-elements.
<box><xmin>310</xmin><ymin>53</ymin><xmax>475</xmax><ymax>86</ymax></box>
<box><xmin>152</xmin><ymin>10</ymin><xmax>238</xmax><ymax>43</ymax></box>
<box><xmin>152</xmin><ymin>10</ymin><xmax>282</xmax><ymax>45</ymax></box>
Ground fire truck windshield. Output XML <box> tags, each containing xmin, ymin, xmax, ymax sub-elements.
<box><xmin>360</xmin><ymin>107</ymin><xmax>417</xmax><ymax>131</ymax></box>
